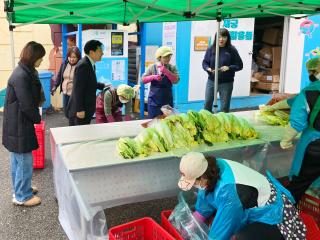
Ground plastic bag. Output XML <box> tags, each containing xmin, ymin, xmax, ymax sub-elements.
<box><xmin>141</xmin><ymin>105</ymin><xmax>178</xmax><ymax>128</ymax></box>
<box><xmin>161</xmin><ymin>105</ymin><xmax>179</xmax><ymax>116</ymax></box>
<box><xmin>169</xmin><ymin>191</ymin><xmax>209</xmax><ymax>240</ymax></box>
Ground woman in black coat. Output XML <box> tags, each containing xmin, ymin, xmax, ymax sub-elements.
<box><xmin>202</xmin><ymin>28</ymin><xmax>243</xmax><ymax>113</ymax></box>
<box><xmin>2</xmin><ymin>41</ymin><xmax>46</xmax><ymax>207</ymax></box>
<box><xmin>51</xmin><ymin>46</ymin><xmax>81</xmax><ymax>114</ymax></box>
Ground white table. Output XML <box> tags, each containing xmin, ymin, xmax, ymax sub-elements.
<box><xmin>50</xmin><ymin>111</ymin><xmax>295</xmax><ymax>240</ymax></box>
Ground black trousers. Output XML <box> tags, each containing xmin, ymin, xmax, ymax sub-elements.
<box><xmin>286</xmin><ymin>138</ymin><xmax>320</xmax><ymax>203</ymax></box>
<box><xmin>232</xmin><ymin>222</ymin><xmax>284</xmax><ymax>240</ymax></box>
<box><xmin>69</xmin><ymin>116</ymin><xmax>92</xmax><ymax>126</ymax></box>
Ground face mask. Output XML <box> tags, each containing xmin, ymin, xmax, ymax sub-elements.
<box><xmin>119</xmin><ymin>98</ymin><xmax>129</xmax><ymax>104</ymax></box>
<box><xmin>309</xmin><ymin>74</ymin><xmax>317</xmax><ymax>82</ymax></box>
<box><xmin>193</xmin><ymin>184</ymin><xmax>206</xmax><ymax>191</ymax></box>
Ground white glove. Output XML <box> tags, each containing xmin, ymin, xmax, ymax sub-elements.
<box><xmin>280</xmin><ymin>124</ymin><xmax>299</xmax><ymax>149</ymax></box>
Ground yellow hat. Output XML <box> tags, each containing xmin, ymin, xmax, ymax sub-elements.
<box><xmin>116</xmin><ymin>84</ymin><xmax>135</xmax><ymax>100</ymax></box>
<box><xmin>155</xmin><ymin>46</ymin><xmax>173</xmax><ymax>59</ymax></box>
<box><xmin>306</xmin><ymin>58</ymin><xmax>320</xmax><ymax>71</ymax></box>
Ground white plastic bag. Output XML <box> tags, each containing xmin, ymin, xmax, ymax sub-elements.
<box><xmin>169</xmin><ymin>191</ymin><xmax>210</xmax><ymax>240</ymax></box>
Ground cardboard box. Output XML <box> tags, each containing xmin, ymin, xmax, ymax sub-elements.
<box><xmin>262</xmin><ymin>28</ymin><xmax>282</xmax><ymax>46</ymax></box>
<box><xmin>255</xmin><ymin>81</ymin><xmax>279</xmax><ymax>91</ymax></box>
<box><xmin>272</xmin><ymin>47</ymin><xmax>282</xmax><ymax>70</ymax></box>
<box><xmin>260</xmin><ymin>75</ymin><xmax>280</xmax><ymax>83</ymax></box>
<box><xmin>259</xmin><ymin>47</ymin><xmax>272</xmax><ymax>61</ymax></box>
<box><xmin>265</xmin><ymin>67</ymin><xmax>280</xmax><ymax>75</ymax></box>
<box><xmin>258</xmin><ymin>46</ymin><xmax>282</xmax><ymax>68</ymax></box>
<box><xmin>257</xmin><ymin>57</ymin><xmax>272</xmax><ymax>68</ymax></box>
<box><xmin>253</xmin><ymin>72</ymin><xmax>280</xmax><ymax>83</ymax></box>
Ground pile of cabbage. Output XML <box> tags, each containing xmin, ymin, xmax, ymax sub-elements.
<box><xmin>117</xmin><ymin>110</ymin><xmax>258</xmax><ymax>159</ymax></box>
<box><xmin>256</xmin><ymin>107</ymin><xmax>289</xmax><ymax>126</ymax></box>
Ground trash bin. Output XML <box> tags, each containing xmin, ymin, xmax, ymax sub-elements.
<box><xmin>39</xmin><ymin>71</ymin><xmax>53</xmax><ymax>109</ymax></box>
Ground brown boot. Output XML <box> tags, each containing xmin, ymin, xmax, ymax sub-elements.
<box><xmin>31</xmin><ymin>186</ymin><xmax>38</xmax><ymax>195</ymax></box>
<box><xmin>13</xmin><ymin>196</ymin><xmax>41</xmax><ymax>207</ymax></box>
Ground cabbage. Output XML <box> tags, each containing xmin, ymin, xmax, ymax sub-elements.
<box><xmin>256</xmin><ymin>110</ymin><xmax>288</xmax><ymax>126</ymax></box>
<box><xmin>116</xmin><ymin>137</ymin><xmax>140</xmax><ymax>159</ymax></box>
<box><xmin>154</xmin><ymin>121</ymin><xmax>174</xmax><ymax>150</ymax></box>
<box><xmin>117</xmin><ymin>110</ymin><xmax>258</xmax><ymax>158</ymax></box>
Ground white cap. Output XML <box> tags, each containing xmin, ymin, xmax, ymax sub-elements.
<box><xmin>178</xmin><ymin>152</ymin><xmax>208</xmax><ymax>191</ymax></box>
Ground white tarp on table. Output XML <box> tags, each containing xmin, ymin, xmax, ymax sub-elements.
<box><xmin>50</xmin><ymin>111</ymin><xmax>296</xmax><ymax>240</ymax></box>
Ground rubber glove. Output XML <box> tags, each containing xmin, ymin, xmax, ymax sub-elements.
<box><xmin>106</xmin><ymin>115</ymin><xmax>116</xmax><ymax>123</ymax></box>
<box><xmin>261</xmin><ymin>99</ymin><xmax>290</xmax><ymax>112</ymax></box>
<box><xmin>270</xmin><ymin>99</ymin><xmax>290</xmax><ymax>110</ymax></box>
<box><xmin>280</xmin><ymin>124</ymin><xmax>299</xmax><ymax>149</ymax></box>
<box><xmin>142</xmin><ymin>75</ymin><xmax>162</xmax><ymax>84</ymax></box>
<box><xmin>158</xmin><ymin>65</ymin><xmax>178</xmax><ymax>83</ymax></box>
<box><xmin>181</xmin><ymin>211</ymin><xmax>206</xmax><ymax>238</ymax></box>
<box><xmin>193</xmin><ymin>211</ymin><xmax>206</xmax><ymax>223</ymax></box>
<box><xmin>124</xmin><ymin>115</ymin><xmax>132</xmax><ymax>121</ymax></box>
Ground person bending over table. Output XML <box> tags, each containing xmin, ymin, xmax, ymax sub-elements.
<box><xmin>95</xmin><ymin>84</ymin><xmax>135</xmax><ymax>123</ymax></box>
<box><xmin>178</xmin><ymin>152</ymin><xmax>306</xmax><ymax>240</ymax></box>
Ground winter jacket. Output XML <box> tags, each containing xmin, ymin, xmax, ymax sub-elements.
<box><xmin>202</xmin><ymin>45</ymin><xmax>243</xmax><ymax>83</ymax></box>
<box><xmin>2</xmin><ymin>62</ymin><xmax>41</xmax><ymax>153</ymax></box>
<box><xmin>66</xmin><ymin>56</ymin><xmax>105</xmax><ymax>119</ymax></box>
<box><xmin>53</xmin><ymin>59</ymin><xmax>68</xmax><ymax>93</ymax></box>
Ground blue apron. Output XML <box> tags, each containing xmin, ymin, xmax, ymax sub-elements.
<box><xmin>289</xmin><ymin>88</ymin><xmax>320</xmax><ymax>178</ymax></box>
<box><xmin>148</xmin><ymin>65</ymin><xmax>173</xmax><ymax>118</ymax></box>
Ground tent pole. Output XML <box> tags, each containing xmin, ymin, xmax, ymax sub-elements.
<box><xmin>9</xmin><ymin>25</ymin><xmax>15</xmax><ymax>70</ymax></box>
<box><xmin>139</xmin><ymin>22</ymin><xmax>146</xmax><ymax>119</ymax></box>
<box><xmin>213</xmin><ymin>19</ymin><xmax>221</xmax><ymax>113</ymax></box>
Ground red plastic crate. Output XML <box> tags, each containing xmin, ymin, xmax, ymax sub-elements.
<box><xmin>299</xmin><ymin>212</ymin><xmax>320</xmax><ymax>240</ymax></box>
<box><xmin>109</xmin><ymin>217</ymin><xmax>175</xmax><ymax>240</ymax></box>
<box><xmin>298</xmin><ymin>194</ymin><xmax>320</xmax><ymax>227</ymax></box>
<box><xmin>161</xmin><ymin>210</ymin><xmax>183</xmax><ymax>240</ymax></box>
<box><xmin>32</xmin><ymin>121</ymin><xmax>45</xmax><ymax>169</ymax></box>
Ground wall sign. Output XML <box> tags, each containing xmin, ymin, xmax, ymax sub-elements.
<box><xmin>111</xmin><ymin>32</ymin><xmax>124</xmax><ymax>56</ymax></box>
<box><xmin>194</xmin><ymin>36</ymin><xmax>210</xmax><ymax>51</ymax></box>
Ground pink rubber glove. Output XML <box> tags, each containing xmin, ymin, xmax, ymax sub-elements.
<box><xmin>142</xmin><ymin>75</ymin><xmax>162</xmax><ymax>84</ymax></box>
<box><xmin>158</xmin><ymin>65</ymin><xmax>178</xmax><ymax>83</ymax></box>
<box><xmin>106</xmin><ymin>115</ymin><xmax>115</xmax><ymax>123</ymax></box>
<box><xmin>193</xmin><ymin>211</ymin><xmax>206</xmax><ymax>223</ymax></box>
<box><xmin>124</xmin><ymin>115</ymin><xmax>132</xmax><ymax>121</ymax></box>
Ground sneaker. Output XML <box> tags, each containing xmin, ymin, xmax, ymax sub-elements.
<box><xmin>13</xmin><ymin>196</ymin><xmax>41</xmax><ymax>207</ymax></box>
<box><xmin>12</xmin><ymin>186</ymin><xmax>38</xmax><ymax>198</ymax></box>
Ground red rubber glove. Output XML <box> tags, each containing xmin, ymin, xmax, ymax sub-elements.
<box><xmin>142</xmin><ymin>75</ymin><xmax>162</xmax><ymax>84</ymax></box>
<box><xmin>158</xmin><ymin>65</ymin><xmax>178</xmax><ymax>83</ymax></box>
<box><xmin>124</xmin><ymin>115</ymin><xmax>132</xmax><ymax>121</ymax></box>
<box><xmin>106</xmin><ymin>115</ymin><xmax>115</xmax><ymax>123</ymax></box>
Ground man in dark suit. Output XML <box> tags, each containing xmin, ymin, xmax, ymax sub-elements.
<box><xmin>67</xmin><ymin>40</ymin><xmax>105</xmax><ymax>125</ymax></box>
